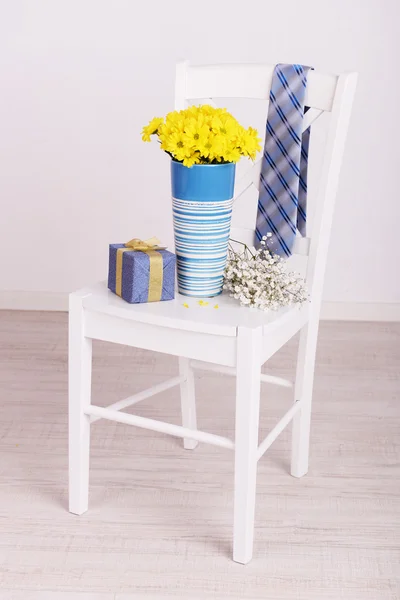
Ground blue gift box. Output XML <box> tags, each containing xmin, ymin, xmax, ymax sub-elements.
<box><xmin>108</xmin><ymin>244</ymin><xmax>176</xmax><ymax>303</ymax></box>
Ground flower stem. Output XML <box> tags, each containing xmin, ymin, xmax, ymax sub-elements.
<box><xmin>228</xmin><ymin>238</ymin><xmax>255</xmax><ymax>258</ymax></box>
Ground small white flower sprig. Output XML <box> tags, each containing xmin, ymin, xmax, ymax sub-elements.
<box><xmin>223</xmin><ymin>235</ymin><xmax>308</xmax><ymax>311</ymax></box>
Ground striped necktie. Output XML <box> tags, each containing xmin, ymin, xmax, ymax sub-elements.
<box><xmin>256</xmin><ymin>64</ymin><xmax>312</xmax><ymax>257</ymax></box>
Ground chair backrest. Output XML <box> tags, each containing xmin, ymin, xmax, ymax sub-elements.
<box><xmin>174</xmin><ymin>61</ymin><xmax>357</xmax><ymax>312</ymax></box>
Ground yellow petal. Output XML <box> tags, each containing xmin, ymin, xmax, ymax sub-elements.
<box><xmin>214</xmin><ymin>304</ymin><xmax>219</xmax><ymax>309</ymax></box>
<box><xmin>183</xmin><ymin>303</ymin><xmax>189</xmax><ymax>308</ymax></box>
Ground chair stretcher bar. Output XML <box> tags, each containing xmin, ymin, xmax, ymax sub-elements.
<box><xmin>190</xmin><ymin>359</ymin><xmax>293</xmax><ymax>389</ymax></box>
<box><xmin>90</xmin><ymin>375</ymin><xmax>184</xmax><ymax>423</ymax></box>
<box><xmin>85</xmin><ymin>404</ymin><xmax>235</xmax><ymax>450</ymax></box>
<box><xmin>257</xmin><ymin>401</ymin><xmax>301</xmax><ymax>461</ymax></box>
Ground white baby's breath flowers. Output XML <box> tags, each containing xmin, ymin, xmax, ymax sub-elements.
<box><xmin>223</xmin><ymin>235</ymin><xmax>308</xmax><ymax>311</ymax></box>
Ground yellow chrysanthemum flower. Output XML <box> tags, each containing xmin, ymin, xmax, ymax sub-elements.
<box><xmin>196</xmin><ymin>133</ymin><xmax>219</xmax><ymax>160</ymax></box>
<box><xmin>164</xmin><ymin>131</ymin><xmax>192</xmax><ymax>162</ymax></box>
<box><xmin>142</xmin><ymin>104</ymin><xmax>261</xmax><ymax>167</ymax></box>
<box><xmin>223</xmin><ymin>147</ymin><xmax>242</xmax><ymax>163</ymax></box>
<box><xmin>141</xmin><ymin>117</ymin><xmax>164</xmax><ymax>142</ymax></box>
<box><xmin>211</xmin><ymin>113</ymin><xmax>241</xmax><ymax>139</ymax></box>
<box><xmin>183</xmin><ymin>119</ymin><xmax>209</xmax><ymax>149</ymax></box>
<box><xmin>158</xmin><ymin>122</ymin><xmax>174</xmax><ymax>145</ymax></box>
<box><xmin>239</xmin><ymin>126</ymin><xmax>262</xmax><ymax>160</ymax></box>
<box><xmin>164</xmin><ymin>111</ymin><xmax>186</xmax><ymax>134</ymax></box>
<box><xmin>198</xmin><ymin>105</ymin><xmax>226</xmax><ymax>117</ymax></box>
<box><xmin>182</xmin><ymin>152</ymin><xmax>200</xmax><ymax>168</ymax></box>
<box><xmin>185</xmin><ymin>105</ymin><xmax>202</xmax><ymax>118</ymax></box>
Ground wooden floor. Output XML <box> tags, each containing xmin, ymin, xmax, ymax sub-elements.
<box><xmin>0</xmin><ymin>311</ymin><xmax>399</xmax><ymax>600</ymax></box>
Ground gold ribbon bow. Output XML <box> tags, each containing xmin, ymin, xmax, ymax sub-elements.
<box><xmin>116</xmin><ymin>237</ymin><xmax>166</xmax><ymax>302</ymax></box>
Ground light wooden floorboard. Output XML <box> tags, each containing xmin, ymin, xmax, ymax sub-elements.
<box><xmin>0</xmin><ymin>311</ymin><xmax>399</xmax><ymax>599</ymax></box>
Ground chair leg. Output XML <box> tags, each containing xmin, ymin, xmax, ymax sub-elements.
<box><xmin>291</xmin><ymin>318</ymin><xmax>319</xmax><ymax>478</ymax></box>
<box><xmin>179</xmin><ymin>357</ymin><xmax>198</xmax><ymax>450</ymax></box>
<box><xmin>233</xmin><ymin>327</ymin><xmax>262</xmax><ymax>564</ymax></box>
<box><xmin>69</xmin><ymin>293</ymin><xmax>92</xmax><ymax>515</ymax></box>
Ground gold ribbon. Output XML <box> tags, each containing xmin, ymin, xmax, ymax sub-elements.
<box><xmin>115</xmin><ymin>237</ymin><xmax>166</xmax><ymax>302</ymax></box>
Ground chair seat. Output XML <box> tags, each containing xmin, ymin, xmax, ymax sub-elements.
<box><xmin>81</xmin><ymin>281</ymin><xmax>309</xmax><ymax>338</ymax></box>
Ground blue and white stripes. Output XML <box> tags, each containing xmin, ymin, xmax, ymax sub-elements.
<box><xmin>172</xmin><ymin>197</ymin><xmax>234</xmax><ymax>297</ymax></box>
<box><xmin>171</xmin><ymin>160</ymin><xmax>236</xmax><ymax>298</ymax></box>
<box><xmin>256</xmin><ymin>63</ymin><xmax>312</xmax><ymax>257</ymax></box>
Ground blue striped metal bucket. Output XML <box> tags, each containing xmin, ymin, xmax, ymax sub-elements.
<box><xmin>171</xmin><ymin>160</ymin><xmax>236</xmax><ymax>298</ymax></box>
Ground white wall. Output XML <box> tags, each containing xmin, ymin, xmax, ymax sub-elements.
<box><xmin>0</xmin><ymin>0</ymin><xmax>399</xmax><ymax>309</ymax></box>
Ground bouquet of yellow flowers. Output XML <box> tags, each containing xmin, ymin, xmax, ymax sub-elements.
<box><xmin>142</xmin><ymin>105</ymin><xmax>262</xmax><ymax>168</ymax></box>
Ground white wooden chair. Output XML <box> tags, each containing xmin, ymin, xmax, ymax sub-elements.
<box><xmin>69</xmin><ymin>62</ymin><xmax>357</xmax><ymax>564</ymax></box>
